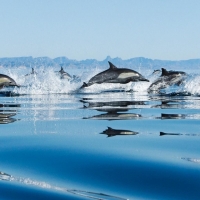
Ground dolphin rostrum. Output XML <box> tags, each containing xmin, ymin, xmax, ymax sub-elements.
<box><xmin>148</xmin><ymin>68</ymin><xmax>187</xmax><ymax>91</ymax></box>
<box><xmin>80</xmin><ymin>61</ymin><xmax>149</xmax><ymax>88</ymax></box>
<box><xmin>0</xmin><ymin>74</ymin><xmax>19</xmax><ymax>90</ymax></box>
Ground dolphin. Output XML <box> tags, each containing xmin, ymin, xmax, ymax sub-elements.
<box><xmin>160</xmin><ymin>132</ymin><xmax>182</xmax><ymax>136</ymax></box>
<box><xmin>25</xmin><ymin>68</ymin><xmax>37</xmax><ymax>76</ymax></box>
<box><xmin>0</xmin><ymin>74</ymin><xmax>19</xmax><ymax>90</ymax></box>
<box><xmin>80</xmin><ymin>61</ymin><xmax>149</xmax><ymax>88</ymax></box>
<box><xmin>56</xmin><ymin>66</ymin><xmax>72</xmax><ymax>80</ymax></box>
<box><xmin>101</xmin><ymin>127</ymin><xmax>138</xmax><ymax>137</ymax></box>
<box><xmin>148</xmin><ymin>68</ymin><xmax>187</xmax><ymax>91</ymax></box>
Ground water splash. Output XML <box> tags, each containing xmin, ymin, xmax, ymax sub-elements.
<box><xmin>0</xmin><ymin>66</ymin><xmax>200</xmax><ymax>96</ymax></box>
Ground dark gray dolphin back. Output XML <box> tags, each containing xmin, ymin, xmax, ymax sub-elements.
<box><xmin>161</xmin><ymin>68</ymin><xmax>169</xmax><ymax>76</ymax></box>
<box><xmin>161</xmin><ymin>68</ymin><xmax>186</xmax><ymax>76</ymax></box>
<box><xmin>86</xmin><ymin>63</ymin><xmax>119</xmax><ymax>85</ymax></box>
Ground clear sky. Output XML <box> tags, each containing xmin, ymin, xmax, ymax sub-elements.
<box><xmin>1</xmin><ymin>0</ymin><xmax>200</xmax><ymax>60</ymax></box>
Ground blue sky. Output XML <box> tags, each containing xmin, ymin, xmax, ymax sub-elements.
<box><xmin>1</xmin><ymin>0</ymin><xmax>200</xmax><ymax>60</ymax></box>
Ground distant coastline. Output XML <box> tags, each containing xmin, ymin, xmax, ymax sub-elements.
<box><xmin>0</xmin><ymin>56</ymin><xmax>200</xmax><ymax>69</ymax></box>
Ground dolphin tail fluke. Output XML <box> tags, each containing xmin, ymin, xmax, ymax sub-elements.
<box><xmin>80</xmin><ymin>82</ymin><xmax>88</xmax><ymax>89</ymax></box>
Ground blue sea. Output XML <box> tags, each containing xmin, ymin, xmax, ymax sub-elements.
<box><xmin>0</xmin><ymin>65</ymin><xmax>200</xmax><ymax>199</ymax></box>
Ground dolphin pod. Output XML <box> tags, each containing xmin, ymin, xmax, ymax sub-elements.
<box><xmin>0</xmin><ymin>63</ymin><xmax>187</xmax><ymax>92</ymax></box>
<box><xmin>80</xmin><ymin>61</ymin><xmax>149</xmax><ymax>89</ymax></box>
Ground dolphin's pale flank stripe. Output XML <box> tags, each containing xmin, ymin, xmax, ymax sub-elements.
<box><xmin>118</xmin><ymin>72</ymin><xmax>139</xmax><ymax>79</ymax></box>
<box><xmin>0</xmin><ymin>78</ymin><xmax>9</xmax><ymax>84</ymax></box>
<box><xmin>120</xmin><ymin>131</ymin><xmax>136</xmax><ymax>135</ymax></box>
<box><xmin>80</xmin><ymin>61</ymin><xmax>149</xmax><ymax>89</ymax></box>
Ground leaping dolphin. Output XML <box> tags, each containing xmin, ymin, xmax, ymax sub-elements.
<box><xmin>148</xmin><ymin>68</ymin><xmax>187</xmax><ymax>92</ymax></box>
<box><xmin>57</xmin><ymin>66</ymin><xmax>72</xmax><ymax>80</ymax></box>
<box><xmin>80</xmin><ymin>61</ymin><xmax>149</xmax><ymax>88</ymax></box>
<box><xmin>25</xmin><ymin>68</ymin><xmax>37</xmax><ymax>76</ymax></box>
<box><xmin>0</xmin><ymin>74</ymin><xmax>19</xmax><ymax>90</ymax></box>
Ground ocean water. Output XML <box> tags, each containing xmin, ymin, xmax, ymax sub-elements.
<box><xmin>0</xmin><ymin>66</ymin><xmax>200</xmax><ymax>199</ymax></box>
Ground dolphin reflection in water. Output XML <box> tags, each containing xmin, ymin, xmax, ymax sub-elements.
<box><xmin>0</xmin><ymin>103</ymin><xmax>19</xmax><ymax>124</ymax></box>
<box><xmin>152</xmin><ymin>100</ymin><xmax>184</xmax><ymax>109</ymax></box>
<box><xmin>81</xmin><ymin>99</ymin><xmax>146</xmax><ymax>109</ymax></box>
<box><xmin>83</xmin><ymin>110</ymin><xmax>141</xmax><ymax>120</ymax></box>
<box><xmin>101</xmin><ymin>127</ymin><xmax>139</xmax><ymax>137</ymax></box>
<box><xmin>80</xmin><ymin>61</ymin><xmax>149</xmax><ymax>88</ymax></box>
<box><xmin>161</xmin><ymin>113</ymin><xmax>186</xmax><ymax>119</ymax></box>
<box><xmin>81</xmin><ymin>99</ymin><xmax>143</xmax><ymax>120</ymax></box>
<box><xmin>0</xmin><ymin>111</ymin><xmax>17</xmax><ymax>124</ymax></box>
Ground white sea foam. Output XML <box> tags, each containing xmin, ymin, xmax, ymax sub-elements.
<box><xmin>183</xmin><ymin>74</ymin><xmax>200</xmax><ymax>95</ymax></box>
<box><xmin>0</xmin><ymin>66</ymin><xmax>199</xmax><ymax>95</ymax></box>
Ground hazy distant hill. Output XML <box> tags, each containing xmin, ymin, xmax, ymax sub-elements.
<box><xmin>0</xmin><ymin>56</ymin><xmax>200</xmax><ymax>70</ymax></box>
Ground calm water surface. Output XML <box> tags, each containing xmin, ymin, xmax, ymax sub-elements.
<box><xmin>0</xmin><ymin>91</ymin><xmax>200</xmax><ymax>200</ymax></box>
<box><xmin>0</xmin><ymin>66</ymin><xmax>200</xmax><ymax>199</ymax></box>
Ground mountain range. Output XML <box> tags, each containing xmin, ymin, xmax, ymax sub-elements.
<box><xmin>0</xmin><ymin>56</ymin><xmax>200</xmax><ymax>70</ymax></box>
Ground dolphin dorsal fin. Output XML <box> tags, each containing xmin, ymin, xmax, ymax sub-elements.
<box><xmin>108</xmin><ymin>61</ymin><xmax>117</xmax><ymax>70</ymax></box>
<box><xmin>107</xmin><ymin>126</ymin><xmax>113</xmax><ymax>130</ymax></box>
<box><xmin>161</xmin><ymin>68</ymin><xmax>169</xmax><ymax>76</ymax></box>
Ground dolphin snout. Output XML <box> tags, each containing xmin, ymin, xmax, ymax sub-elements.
<box><xmin>8</xmin><ymin>81</ymin><xmax>18</xmax><ymax>87</ymax></box>
<box><xmin>5</xmin><ymin>81</ymin><xmax>20</xmax><ymax>88</ymax></box>
<box><xmin>141</xmin><ymin>78</ymin><xmax>149</xmax><ymax>82</ymax></box>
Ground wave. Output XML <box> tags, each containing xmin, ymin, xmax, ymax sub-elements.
<box><xmin>0</xmin><ymin>171</ymin><xmax>127</xmax><ymax>200</ymax></box>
